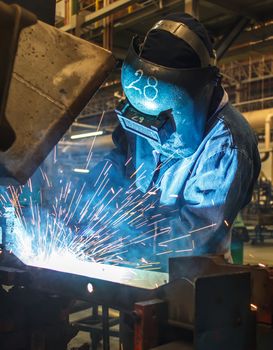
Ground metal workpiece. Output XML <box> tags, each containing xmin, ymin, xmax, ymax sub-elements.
<box><xmin>195</xmin><ymin>273</ymin><xmax>253</xmax><ymax>350</ymax></box>
<box><xmin>28</xmin><ymin>258</ymin><xmax>168</xmax><ymax>290</ymax></box>
<box><xmin>134</xmin><ymin>299</ymin><xmax>167</xmax><ymax>350</ymax></box>
<box><xmin>157</xmin><ymin>273</ymin><xmax>253</xmax><ymax>350</ymax></box>
<box><xmin>168</xmin><ymin>255</ymin><xmax>273</xmax><ymax>327</ymax></box>
<box><xmin>0</xmin><ymin>253</ymin><xmax>256</xmax><ymax>350</ymax></box>
<box><xmin>169</xmin><ymin>256</ymin><xmax>273</xmax><ymax>318</ymax></box>
<box><xmin>0</xmin><ymin>1</ymin><xmax>37</xmax><ymax>152</ymax></box>
<box><xmin>0</xmin><ymin>251</ymin><xmax>167</xmax><ymax>311</ymax></box>
<box><xmin>25</xmin><ymin>265</ymin><xmax>167</xmax><ymax>312</ymax></box>
<box><xmin>0</xmin><ymin>18</ymin><xmax>116</xmax><ymax>185</ymax></box>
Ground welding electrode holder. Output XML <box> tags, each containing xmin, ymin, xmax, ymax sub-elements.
<box><xmin>0</xmin><ymin>1</ymin><xmax>37</xmax><ymax>151</ymax></box>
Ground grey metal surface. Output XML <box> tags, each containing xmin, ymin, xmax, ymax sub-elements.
<box><xmin>0</xmin><ymin>251</ymin><xmax>168</xmax><ymax>311</ymax></box>
<box><xmin>0</xmin><ymin>20</ymin><xmax>115</xmax><ymax>185</ymax></box>
<box><xmin>29</xmin><ymin>258</ymin><xmax>168</xmax><ymax>290</ymax></box>
<box><xmin>195</xmin><ymin>273</ymin><xmax>252</xmax><ymax>350</ymax></box>
<box><xmin>0</xmin><ymin>2</ymin><xmax>37</xmax><ymax>152</ymax></box>
<box><xmin>157</xmin><ymin>279</ymin><xmax>195</xmax><ymax>326</ymax></box>
<box><xmin>169</xmin><ymin>255</ymin><xmax>272</xmax><ymax>319</ymax></box>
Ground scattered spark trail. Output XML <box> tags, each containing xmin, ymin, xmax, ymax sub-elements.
<box><xmin>1</xmin><ymin>168</ymin><xmax>165</xmax><ymax>270</ymax></box>
<box><xmin>175</xmin><ymin>248</ymin><xmax>193</xmax><ymax>253</ymax></box>
<box><xmin>130</xmin><ymin>163</ymin><xmax>144</xmax><ymax>179</ymax></box>
<box><xmin>159</xmin><ymin>234</ymin><xmax>191</xmax><ymax>245</ymax></box>
<box><xmin>156</xmin><ymin>250</ymin><xmax>173</xmax><ymax>256</ymax></box>
<box><xmin>53</xmin><ymin>146</ymin><xmax>57</xmax><ymax>164</ymax></box>
<box><xmin>125</xmin><ymin>157</ymin><xmax>132</xmax><ymax>166</ymax></box>
<box><xmin>0</xmin><ymin>140</ymin><xmax>208</xmax><ymax>275</ymax></box>
<box><xmin>86</xmin><ymin>111</ymin><xmax>105</xmax><ymax>169</ymax></box>
<box><xmin>189</xmin><ymin>223</ymin><xmax>217</xmax><ymax>234</ymax></box>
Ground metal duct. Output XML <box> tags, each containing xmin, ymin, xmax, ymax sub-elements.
<box><xmin>243</xmin><ymin>108</ymin><xmax>273</xmax><ymax>132</ymax></box>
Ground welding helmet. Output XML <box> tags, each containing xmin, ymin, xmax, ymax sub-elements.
<box><xmin>117</xmin><ymin>16</ymin><xmax>220</xmax><ymax>157</ymax></box>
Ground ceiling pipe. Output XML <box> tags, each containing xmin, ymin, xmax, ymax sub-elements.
<box><xmin>243</xmin><ymin>110</ymin><xmax>273</xmax><ymax>164</ymax></box>
<box><xmin>243</xmin><ymin>108</ymin><xmax>273</xmax><ymax>131</ymax></box>
<box><xmin>265</xmin><ymin>113</ymin><xmax>273</xmax><ymax>151</ymax></box>
<box><xmin>260</xmin><ymin>113</ymin><xmax>273</xmax><ymax>184</ymax></box>
<box><xmin>215</xmin><ymin>17</ymin><xmax>250</xmax><ymax>61</ymax></box>
<box><xmin>261</xmin><ymin>113</ymin><xmax>273</xmax><ymax>164</ymax></box>
<box><xmin>266</xmin><ymin>113</ymin><xmax>273</xmax><ymax>184</ymax></box>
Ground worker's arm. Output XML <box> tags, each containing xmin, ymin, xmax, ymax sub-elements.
<box><xmin>88</xmin><ymin>124</ymin><xmax>129</xmax><ymax>191</ymax></box>
<box><xmin>72</xmin><ymin>125</ymin><xmax>129</xmax><ymax>230</ymax></box>
<box><xmin>178</xmin><ymin>148</ymin><xmax>257</xmax><ymax>255</ymax></box>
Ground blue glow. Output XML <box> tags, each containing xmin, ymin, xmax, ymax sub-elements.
<box><xmin>2</xmin><ymin>152</ymin><xmax>173</xmax><ymax>273</ymax></box>
<box><xmin>121</xmin><ymin>63</ymin><xmax>187</xmax><ymax>115</ymax></box>
<box><xmin>142</xmin><ymin>99</ymin><xmax>158</xmax><ymax>111</ymax></box>
<box><xmin>121</xmin><ymin>63</ymin><xmax>207</xmax><ymax>157</ymax></box>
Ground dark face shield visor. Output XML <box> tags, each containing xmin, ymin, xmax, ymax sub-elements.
<box><xmin>119</xmin><ymin>36</ymin><xmax>220</xmax><ymax>155</ymax></box>
<box><xmin>115</xmin><ymin>99</ymin><xmax>176</xmax><ymax>144</ymax></box>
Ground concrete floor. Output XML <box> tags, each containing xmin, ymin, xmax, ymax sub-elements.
<box><xmin>68</xmin><ymin>240</ymin><xmax>273</xmax><ymax>349</ymax></box>
<box><xmin>68</xmin><ymin>332</ymin><xmax>120</xmax><ymax>350</ymax></box>
<box><xmin>244</xmin><ymin>238</ymin><xmax>273</xmax><ymax>265</ymax></box>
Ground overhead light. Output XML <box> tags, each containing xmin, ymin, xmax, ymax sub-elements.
<box><xmin>71</xmin><ymin>131</ymin><xmax>104</xmax><ymax>140</ymax></box>
<box><xmin>73</xmin><ymin>168</ymin><xmax>90</xmax><ymax>173</ymax></box>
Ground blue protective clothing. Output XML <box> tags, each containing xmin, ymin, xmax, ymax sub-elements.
<box><xmin>90</xmin><ymin>101</ymin><xmax>260</xmax><ymax>271</ymax></box>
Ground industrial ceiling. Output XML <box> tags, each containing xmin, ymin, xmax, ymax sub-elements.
<box><xmin>69</xmin><ymin>0</ymin><xmax>273</xmax><ymax>63</ymax></box>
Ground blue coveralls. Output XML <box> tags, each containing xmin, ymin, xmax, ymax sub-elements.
<box><xmin>90</xmin><ymin>102</ymin><xmax>260</xmax><ymax>271</ymax></box>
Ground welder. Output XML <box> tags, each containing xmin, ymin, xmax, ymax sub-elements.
<box><xmin>89</xmin><ymin>13</ymin><xmax>261</xmax><ymax>271</ymax></box>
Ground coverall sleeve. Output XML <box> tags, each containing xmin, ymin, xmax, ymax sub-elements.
<box><xmin>71</xmin><ymin>125</ymin><xmax>128</xmax><ymax>228</ymax></box>
<box><xmin>89</xmin><ymin>124</ymin><xmax>129</xmax><ymax>189</ymax></box>
<box><xmin>180</xmin><ymin>148</ymin><xmax>254</xmax><ymax>255</ymax></box>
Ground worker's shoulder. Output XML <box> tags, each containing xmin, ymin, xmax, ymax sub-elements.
<box><xmin>217</xmin><ymin>103</ymin><xmax>257</xmax><ymax>143</ymax></box>
<box><xmin>208</xmin><ymin>102</ymin><xmax>258</xmax><ymax>159</ymax></box>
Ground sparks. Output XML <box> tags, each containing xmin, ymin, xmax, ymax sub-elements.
<box><xmin>156</xmin><ymin>250</ymin><xmax>173</xmax><ymax>256</ymax></box>
<box><xmin>175</xmin><ymin>248</ymin><xmax>193</xmax><ymax>253</ymax></box>
<box><xmin>1</xmin><ymin>144</ymin><xmax>205</xmax><ymax>276</ymax></box>
<box><xmin>250</xmin><ymin>304</ymin><xmax>258</xmax><ymax>311</ymax></box>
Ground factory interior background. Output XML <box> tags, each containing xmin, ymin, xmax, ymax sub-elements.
<box><xmin>1</xmin><ymin>0</ymin><xmax>273</xmax><ymax>349</ymax></box>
